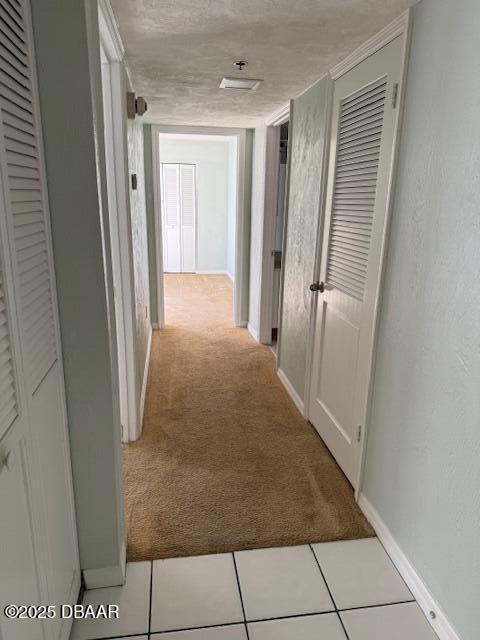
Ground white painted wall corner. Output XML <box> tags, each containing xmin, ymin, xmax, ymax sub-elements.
<box><xmin>82</xmin><ymin>537</ymin><xmax>126</xmax><ymax>590</ymax></box>
<box><xmin>247</xmin><ymin>322</ymin><xmax>259</xmax><ymax>342</ymax></box>
<box><xmin>358</xmin><ymin>494</ymin><xmax>461</xmax><ymax>640</ymax></box>
<box><xmin>277</xmin><ymin>368</ymin><xmax>305</xmax><ymax>416</ymax></box>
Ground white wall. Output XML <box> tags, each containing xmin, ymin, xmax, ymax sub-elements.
<box><xmin>127</xmin><ymin>119</ymin><xmax>151</xmax><ymax>410</ymax></box>
<box><xmin>227</xmin><ymin>140</ymin><xmax>237</xmax><ymax>280</ymax></box>
<box><xmin>363</xmin><ymin>1</ymin><xmax>480</xmax><ymax>639</ymax></box>
<box><xmin>31</xmin><ymin>0</ymin><xmax>124</xmax><ymax>574</ymax></box>
<box><xmin>159</xmin><ymin>137</ymin><xmax>236</xmax><ymax>273</ymax></box>
<box><xmin>248</xmin><ymin>127</ymin><xmax>267</xmax><ymax>339</ymax></box>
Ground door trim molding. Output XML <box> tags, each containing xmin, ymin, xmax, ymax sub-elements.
<box><xmin>151</xmin><ymin>125</ymin><xmax>247</xmax><ymax>327</ymax></box>
<box><xmin>99</xmin><ymin>4</ymin><xmax>140</xmax><ymax>444</ymax></box>
<box><xmin>258</xmin><ymin>105</ymin><xmax>291</xmax><ymax>348</ymax></box>
<box><xmin>330</xmin><ymin>10</ymin><xmax>411</xmax><ymax>80</ymax></box>
<box><xmin>258</xmin><ymin>124</ymin><xmax>281</xmax><ymax>344</ymax></box>
<box><xmin>98</xmin><ymin>0</ymin><xmax>124</xmax><ymax>60</ymax></box>
<box><xmin>359</xmin><ymin>495</ymin><xmax>461</xmax><ymax>640</ymax></box>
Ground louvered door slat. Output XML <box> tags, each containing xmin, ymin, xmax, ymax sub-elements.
<box><xmin>0</xmin><ymin>20</ymin><xmax>25</xmax><ymax>57</ymax></box>
<box><xmin>0</xmin><ymin>269</ymin><xmax>18</xmax><ymax>435</ymax></box>
<box><xmin>180</xmin><ymin>165</ymin><xmax>194</xmax><ymax>227</ymax></box>
<box><xmin>0</xmin><ymin>8</ymin><xmax>24</xmax><ymax>44</ymax></box>
<box><xmin>326</xmin><ymin>77</ymin><xmax>387</xmax><ymax>301</ymax></box>
<box><xmin>179</xmin><ymin>164</ymin><xmax>195</xmax><ymax>272</ymax></box>
<box><xmin>0</xmin><ymin>0</ymin><xmax>57</xmax><ymax>392</ymax></box>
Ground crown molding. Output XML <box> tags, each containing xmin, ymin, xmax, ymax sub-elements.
<box><xmin>331</xmin><ymin>9</ymin><xmax>411</xmax><ymax>80</ymax></box>
<box><xmin>98</xmin><ymin>0</ymin><xmax>125</xmax><ymax>62</ymax></box>
<box><xmin>265</xmin><ymin>102</ymin><xmax>290</xmax><ymax>126</ymax></box>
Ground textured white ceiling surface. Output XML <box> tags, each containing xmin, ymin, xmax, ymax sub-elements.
<box><xmin>110</xmin><ymin>0</ymin><xmax>414</xmax><ymax>127</ymax></box>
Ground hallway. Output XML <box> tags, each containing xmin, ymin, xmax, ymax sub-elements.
<box><xmin>123</xmin><ymin>274</ymin><xmax>372</xmax><ymax>561</ymax></box>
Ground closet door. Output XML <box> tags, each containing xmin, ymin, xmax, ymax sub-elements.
<box><xmin>308</xmin><ymin>35</ymin><xmax>405</xmax><ymax>488</ymax></box>
<box><xmin>179</xmin><ymin>164</ymin><xmax>195</xmax><ymax>272</ymax></box>
<box><xmin>0</xmin><ymin>1</ymin><xmax>80</xmax><ymax>638</ymax></box>
<box><xmin>0</xmin><ymin>219</ymin><xmax>43</xmax><ymax>640</ymax></box>
<box><xmin>161</xmin><ymin>163</ymin><xmax>181</xmax><ymax>272</ymax></box>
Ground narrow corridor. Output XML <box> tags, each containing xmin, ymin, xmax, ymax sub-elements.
<box><xmin>123</xmin><ymin>275</ymin><xmax>372</xmax><ymax>561</ymax></box>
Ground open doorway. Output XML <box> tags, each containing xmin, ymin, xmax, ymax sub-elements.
<box><xmin>258</xmin><ymin>111</ymin><xmax>290</xmax><ymax>350</ymax></box>
<box><xmin>271</xmin><ymin>121</ymin><xmax>289</xmax><ymax>353</ymax></box>
<box><xmin>152</xmin><ymin>127</ymin><xmax>248</xmax><ymax>328</ymax></box>
<box><xmin>156</xmin><ymin>134</ymin><xmax>238</xmax><ymax>326</ymax></box>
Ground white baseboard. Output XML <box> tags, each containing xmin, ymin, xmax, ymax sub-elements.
<box><xmin>236</xmin><ymin>320</ymin><xmax>248</xmax><ymax>328</ymax></box>
<box><xmin>277</xmin><ymin>367</ymin><xmax>305</xmax><ymax>416</ymax></box>
<box><xmin>247</xmin><ymin>322</ymin><xmax>259</xmax><ymax>342</ymax></box>
<box><xmin>139</xmin><ymin>325</ymin><xmax>152</xmax><ymax>430</ymax></box>
<box><xmin>227</xmin><ymin>271</ymin><xmax>235</xmax><ymax>283</ymax></box>
<box><xmin>83</xmin><ymin>538</ymin><xmax>126</xmax><ymax>589</ymax></box>
<box><xmin>196</xmin><ymin>270</ymin><xmax>229</xmax><ymax>275</ymax></box>
<box><xmin>358</xmin><ymin>494</ymin><xmax>461</xmax><ymax>640</ymax></box>
<box><xmin>151</xmin><ymin>322</ymin><xmax>159</xmax><ymax>330</ymax></box>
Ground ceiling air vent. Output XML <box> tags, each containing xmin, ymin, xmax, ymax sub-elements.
<box><xmin>219</xmin><ymin>77</ymin><xmax>263</xmax><ymax>91</ymax></box>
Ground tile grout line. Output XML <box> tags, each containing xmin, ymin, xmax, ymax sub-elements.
<box><xmin>308</xmin><ymin>543</ymin><xmax>351</xmax><ymax>640</ymax></box>
<box><xmin>83</xmin><ymin>599</ymin><xmax>420</xmax><ymax>640</ymax></box>
<box><xmin>232</xmin><ymin>552</ymin><xmax>250</xmax><ymax>640</ymax></box>
<box><xmin>151</xmin><ymin>621</ymin><xmax>247</xmax><ymax>635</ymax></box>
<box><xmin>339</xmin><ymin>599</ymin><xmax>416</xmax><ymax>613</ymax></box>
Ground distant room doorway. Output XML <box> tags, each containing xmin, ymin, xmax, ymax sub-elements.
<box><xmin>153</xmin><ymin>129</ymin><xmax>247</xmax><ymax>327</ymax></box>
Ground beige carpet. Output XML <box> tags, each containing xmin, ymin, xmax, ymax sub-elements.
<box><xmin>123</xmin><ymin>274</ymin><xmax>373</xmax><ymax>561</ymax></box>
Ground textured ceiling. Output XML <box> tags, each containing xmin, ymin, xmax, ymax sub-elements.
<box><xmin>110</xmin><ymin>0</ymin><xmax>415</xmax><ymax>128</ymax></box>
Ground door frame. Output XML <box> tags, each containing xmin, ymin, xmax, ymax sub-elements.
<box><xmin>258</xmin><ymin>104</ymin><xmax>290</xmax><ymax>346</ymax></box>
<box><xmin>305</xmin><ymin>10</ymin><xmax>412</xmax><ymax>497</ymax></box>
<box><xmin>160</xmin><ymin>162</ymin><xmax>198</xmax><ymax>273</ymax></box>
<box><xmin>152</xmin><ymin>125</ymin><xmax>247</xmax><ymax>328</ymax></box>
<box><xmin>98</xmin><ymin>1</ymin><xmax>139</xmax><ymax>443</ymax></box>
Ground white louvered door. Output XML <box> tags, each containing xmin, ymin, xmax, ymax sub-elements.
<box><xmin>161</xmin><ymin>163</ymin><xmax>181</xmax><ymax>272</ymax></box>
<box><xmin>308</xmin><ymin>36</ymin><xmax>404</xmax><ymax>487</ymax></box>
<box><xmin>180</xmin><ymin>164</ymin><xmax>195</xmax><ymax>272</ymax></box>
<box><xmin>0</xmin><ymin>1</ymin><xmax>79</xmax><ymax>639</ymax></box>
<box><xmin>161</xmin><ymin>163</ymin><xmax>196</xmax><ymax>273</ymax></box>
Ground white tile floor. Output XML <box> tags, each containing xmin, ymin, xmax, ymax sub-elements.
<box><xmin>71</xmin><ymin>538</ymin><xmax>438</xmax><ymax>640</ymax></box>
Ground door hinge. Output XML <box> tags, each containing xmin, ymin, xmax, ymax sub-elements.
<box><xmin>391</xmin><ymin>83</ymin><xmax>399</xmax><ymax>109</ymax></box>
<box><xmin>357</xmin><ymin>425</ymin><xmax>362</xmax><ymax>443</ymax></box>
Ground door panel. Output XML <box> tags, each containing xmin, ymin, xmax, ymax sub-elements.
<box><xmin>0</xmin><ymin>1</ymin><xmax>79</xmax><ymax>638</ymax></box>
<box><xmin>161</xmin><ymin>163</ymin><xmax>181</xmax><ymax>272</ymax></box>
<box><xmin>0</xmin><ymin>426</ymin><xmax>45</xmax><ymax>640</ymax></box>
<box><xmin>179</xmin><ymin>164</ymin><xmax>195</xmax><ymax>273</ymax></box>
<box><xmin>318</xmin><ymin>303</ymin><xmax>358</xmax><ymax>439</ymax></box>
<box><xmin>309</xmin><ymin>36</ymin><xmax>404</xmax><ymax>487</ymax></box>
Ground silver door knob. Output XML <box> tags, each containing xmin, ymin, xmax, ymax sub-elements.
<box><xmin>309</xmin><ymin>281</ymin><xmax>325</xmax><ymax>293</ymax></box>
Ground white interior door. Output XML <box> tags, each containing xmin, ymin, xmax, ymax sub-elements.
<box><xmin>308</xmin><ymin>36</ymin><xmax>404</xmax><ymax>488</ymax></box>
<box><xmin>161</xmin><ymin>163</ymin><xmax>181</xmax><ymax>272</ymax></box>
<box><xmin>161</xmin><ymin>163</ymin><xmax>196</xmax><ymax>273</ymax></box>
<box><xmin>0</xmin><ymin>1</ymin><xmax>79</xmax><ymax>637</ymax></box>
<box><xmin>179</xmin><ymin>164</ymin><xmax>196</xmax><ymax>272</ymax></box>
